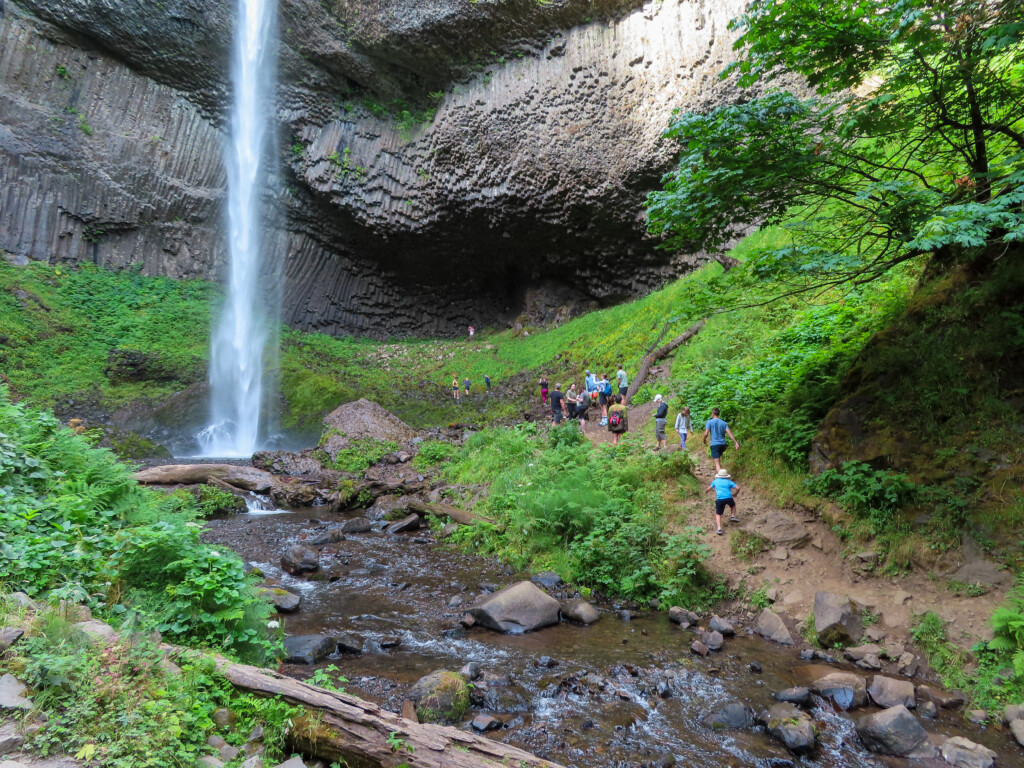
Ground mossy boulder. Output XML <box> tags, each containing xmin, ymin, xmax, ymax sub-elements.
<box><xmin>96</xmin><ymin>426</ymin><xmax>172</xmax><ymax>460</ymax></box>
<box><xmin>408</xmin><ymin>670</ymin><xmax>470</xmax><ymax>724</ymax></box>
<box><xmin>194</xmin><ymin>484</ymin><xmax>246</xmax><ymax>517</ymax></box>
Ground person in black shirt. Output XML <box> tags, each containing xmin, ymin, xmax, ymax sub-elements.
<box><xmin>550</xmin><ymin>383</ymin><xmax>564</xmax><ymax>423</ymax></box>
<box><xmin>653</xmin><ymin>394</ymin><xmax>669</xmax><ymax>450</ymax></box>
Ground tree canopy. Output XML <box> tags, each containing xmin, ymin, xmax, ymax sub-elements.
<box><xmin>648</xmin><ymin>0</ymin><xmax>1024</xmax><ymax>297</ymax></box>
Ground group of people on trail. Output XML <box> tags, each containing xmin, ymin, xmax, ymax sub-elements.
<box><xmin>541</xmin><ymin>364</ymin><xmax>633</xmax><ymax>436</ymax></box>
<box><xmin>539</xmin><ymin>372</ymin><xmax>744</xmax><ymax>535</ymax></box>
<box><xmin>451</xmin><ymin>373</ymin><xmax>492</xmax><ymax>400</ymax></box>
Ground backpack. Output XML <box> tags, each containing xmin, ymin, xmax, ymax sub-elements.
<box><xmin>608</xmin><ymin>409</ymin><xmax>623</xmax><ymax>428</ymax></box>
<box><xmin>602</xmin><ymin>380</ymin><xmax>613</xmax><ymax>395</ymax></box>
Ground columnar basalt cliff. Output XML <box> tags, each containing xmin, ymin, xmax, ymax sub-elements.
<box><xmin>1</xmin><ymin>0</ymin><xmax>747</xmax><ymax>336</ymax></box>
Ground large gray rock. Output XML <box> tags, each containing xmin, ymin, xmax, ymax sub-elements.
<box><xmin>940</xmin><ymin>736</ymin><xmax>997</xmax><ymax>768</ymax></box>
<box><xmin>754</xmin><ymin>609</ymin><xmax>794</xmax><ymax>645</ymax></box>
<box><xmin>916</xmin><ymin>684</ymin><xmax>965</xmax><ymax>709</ymax></box>
<box><xmin>810</xmin><ymin>671</ymin><xmax>868</xmax><ymax>710</ymax></box>
<box><xmin>855</xmin><ymin>705</ymin><xmax>936</xmax><ymax>758</ymax></box>
<box><xmin>709</xmin><ymin>616</ymin><xmax>735</xmax><ymax>636</ymax></box>
<box><xmin>387</xmin><ymin>513</ymin><xmax>422</xmax><ymax>534</ymax></box>
<box><xmin>868</xmin><ymin>676</ymin><xmax>916</xmax><ymax>709</ymax></box>
<box><xmin>283</xmin><ymin>635</ymin><xmax>336</xmax><ymax>665</ymax></box>
<box><xmin>322</xmin><ymin>399</ymin><xmax>420</xmax><ymax>446</ymax></box>
<box><xmin>1011</xmin><ymin>719</ymin><xmax>1024</xmax><ymax>747</ymax></box>
<box><xmin>467</xmin><ymin>581</ymin><xmax>560</xmax><ymax>634</ymax></box>
<box><xmin>281</xmin><ymin>544</ymin><xmax>319</xmax><ymax>575</ymax></box>
<box><xmin>0</xmin><ymin>721</ymin><xmax>26</xmax><ymax>754</ymax></box>
<box><xmin>74</xmin><ymin>619</ymin><xmax>118</xmax><ymax>646</ymax></box>
<box><xmin>752</xmin><ymin>510</ymin><xmax>812</xmax><ymax>548</ymax></box>
<box><xmin>338</xmin><ymin>517</ymin><xmax>373</xmax><ymax>534</ymax></box>
<box><xmin>0</xmin><ymin>675</ymin><xmax>31</xmax><ymax>711</ymax></box>
<box><xmin>813</xmin><ymin>591</ymin><xmax>863</xmax><ymax>647</ymax></box>
<box><xmin>0</xmin><ymin>628</ymin><xmax>24</xmax><ymax>652</ymax></box>
<box><xmin>763</xmin><ymin>702</ymin><xmax>816</xmax><ymax>753</ymax></box>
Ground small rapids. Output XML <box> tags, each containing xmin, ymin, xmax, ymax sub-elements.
<box><xmin>205</xmin><ymin>507</ymin><xmax>1021</xmax><ymax>768</ymax></box>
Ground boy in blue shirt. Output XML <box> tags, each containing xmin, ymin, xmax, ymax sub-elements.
<box><xmin>703</xmin><ymin>407</ymin><xmax>740</xmax><ymax>472</ymax></box>
<box><xmin>704</xmin><ymin>468</ymin><xmax>740</xmax><ymax>535</ymax></box>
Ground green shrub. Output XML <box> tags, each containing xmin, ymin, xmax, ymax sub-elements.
<box><xmin>989</xmin><ymin>575</ymin><xmax>1024</xmax><ymax>679</ymax></box>
<box><xmin>730</xmin><ymin>530</ymin><xmax>768</xmax><ymax>562</ymax></box>
<box><xmin>411</xmin><ymin>439</ymin><xmax>459</xmax><ymax>470</ymax></box>
<box><xmin>321</xmin><ymin>437</ymin><xmax>399</xmax><ymax>473</ymax></box>
<box><xmin>0</xmin><ymin>385</ymin><xmax>276</xmax><ymax>662</ymax></box>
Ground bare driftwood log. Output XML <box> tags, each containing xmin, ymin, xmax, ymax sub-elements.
<box><xmin>714</xmin><ymin>253</ymin><xmax>742</xmax><ymax>272</ymax></box>
<box><xmin>133</xmin><ymin>464</ymin><xmax>275</xmax><ymax>492</ymax></box>
<box><xmin>216</xmin><ymin>661</ymin><xmax>564</xmax><ymax>768</ymax></box>
<box><xmin>401</xmin><ymin>498</ymin><xmax>496</xmax><ymax>527</ymax></box>
<box><xmin>625</xmin><ymin>319</ymin><xmax>707</xmax><ymax>403</ymax></box>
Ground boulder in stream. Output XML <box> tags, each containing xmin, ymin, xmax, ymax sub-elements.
<box><xmin>338</xmin><ymin>517</ymin><xmax>372</xmax><ymax>534</ymax></box>
<box><xmin>709</xmin><ymin>616</ymin><xmax>735</xmax><ymax>635</ymax></box>
<box><xmin>813</xmin><ymin>591</ymin><xmax>863</xmax><ymax>647</ymax></box>
<box><xmin>941</xmin><ymin>736</ymin><xmax>997</xmax><ymax>768</ymax></box>
<box><xmin>855</xmin><ymin>705</ymin><xmax>937</xmax><ymax>758</ymax></box>
<box><xmin>707</xmin><ymin>702</ymin><xmax>755</xmax><ymax>730</ymax></box>
<box><xmin>387</xmin><ymin>513</ymin><xmax>422</xmax><ymax>534</ymax></box>
<box><xmin>763</xmin><ymin>702</ymin><xmax>816</xmax><ymax>753</ymax></box>
<box><xmin>561</xmin><ymin>599</ymin><xmax>600</xmax><ymax>625</ymax></box>
<box><xmin>408</xmin><ymin>670</ymin><xmax>470</xmax><ymax>724</ymax></box>
<box><xmin>257</xmin><ymin>586</ymin><xmax>302</xmax><ymax>613</ymax></box>
<box><xmin>867</xmin><ymin>675</ymin><xmax>915</xmax><ymax>709</ymax></box>
<box><xmin>810</xmin><ymin>671</ymin><xmax>867</xmax><ymax>710</ymax></box>
<box><xmin>283</xmin><ymin>635</ymin><xmax>337</xmax><ymax>665</ymax></box>
<box><xmin>754</xmin><ymin>609</ymin><xmax>793</xmax><ymax>645</ymax></box>
<box><xmin>466</xmin><ymin>581</ymin><xmax>560</xmax><ymax>634</ymax></box>
<box><xmin>281</xmin><ymin>544</ymin><xmax>319</xmax><ymax>575</ymax></box>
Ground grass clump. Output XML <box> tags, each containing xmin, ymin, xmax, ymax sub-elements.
<box><xmin>318</xmin><ymin>435</ymin><xmax>399</xmax><ymax>473</ymax></box>
<box><xmin>730</xmin><ymin>530</ymin><xmax>768</xmax><ymax>562</ymax></box>
<box><xmin>444</xmin><ymin>423</ymin><xmax>723</xmax><ymax>608</ymax></box>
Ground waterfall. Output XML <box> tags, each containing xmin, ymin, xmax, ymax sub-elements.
<box><xmin>199</xmin><ymin>0</ymin><xmax>278</xmax><ymax>458</ymax></box>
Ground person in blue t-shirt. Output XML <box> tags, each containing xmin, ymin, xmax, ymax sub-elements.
<box><xmin>703</xmin><ymin>407</ymin><xmax>740</xmax><ymax>472</ymax></box>
<box><xmin>704</xmin><ymin>468</ymin><xmax>741</xmax><ymax>535</ymax></box>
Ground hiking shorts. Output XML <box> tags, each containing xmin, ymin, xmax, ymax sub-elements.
<box><xmin>552</xmin><ymin>409</ymin><xmax>563</xmax><ymax>423</ymax></box>
<box><xmin>710</xmin><ymin>443</ymin><xmax>728</xmax><ymax>459</ymax></box>
<box><xmin>619</xmin><ymin>386</ymin><xmax>628</xmax><ymax>396</ymax></box>
<box><xmin>655</xmin><ymin>418</ymin><xmax>667</xmax><ymax>440</ymax></box>
<box><xmin>598</xmin><ymin>393</ymin><xmax>608</xmax><ymax>406</ymax></box>
<box><xmin>715</xmin><ymin>498</ymin><xmax>736</xmax><ymax>515</ymax></box>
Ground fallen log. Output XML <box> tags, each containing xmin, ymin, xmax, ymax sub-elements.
<box><xmin>133</xmin><ymin>463</ymin><xmax>275</xmax><ymax>493</ymax></box>
<box><xmin>217</xmin><ymin>661</ymin><xmax>564</xmax><ymax>768</ymax></box>
<box><xmin>626</xmin><ymin>319</ymin><xmax>707</xmax><ymax>403</ymax></box>
<box><xmin>401</xmin><ymin>498</ymin><xmax>496</xmax><ymax>527</ymax></box>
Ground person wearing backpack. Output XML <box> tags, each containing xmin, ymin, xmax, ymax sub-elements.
<box><xmin>652</xmin><ymin>394</ymin><xmax>669</xmax><ymax>450</ymax></box>
<box><xmin>607</xmin><ymin>394</ymin><xmax>628</xmax><ymax>446</ymax></box>
<box><xmin>675</xmin><ymin>406</ymin><xmax>692</xmax><ymax>450</ymax></box>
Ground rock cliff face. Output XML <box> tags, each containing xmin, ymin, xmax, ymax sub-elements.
<box><xmin>1</xmin><ymin>0</ymin><xmax>748</xmax><ymax>336</ymax></box>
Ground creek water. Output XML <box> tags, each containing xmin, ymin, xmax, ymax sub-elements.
<box><xmin>205</xmin><ymin>505</ymin><xmax>1022</xmax><ymax>768</ymax></box>
<box><xmin>200</xmin><ymin>0</ymin><xmax>278</xmax><ymax>458</ymax></box>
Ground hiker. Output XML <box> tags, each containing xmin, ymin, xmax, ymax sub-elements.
<box><xmin>607</xmin><ymin>394</ymin><xmax>628</xmax><ymax>446</ymax></box>
<box><xmin>704</xmin><ymin>468</ymin><xmax>740</xmax><ymax>535</ymax></box>
<box><xmin>675</xmin><ymin>406</ymin><xmax>692</xmax><ymax>450</ymax></box>
<box><xmin>464</xmin><ymin>377</ymin><xmax>472</xmax><ymax>396</ymax></box>
<box><xmin>653</xmin><ymin>394</ymin><xmax>669</xmax><ymax>450</ymax></box>
<box><xmin>484</xmin><ymin>374</ymin><xmax>492</xmax><ymax>393</ymax></box>
<box><xmin>550</xmin><ymin>383</ymin><xmax>565</xmax><ymax>423</ymax></box>
<box><xmin>539</xmin><ymin>376</ymin><xmax>549</xmax><ymax>406</ymax></box>
<box><xmin>452</xmin><ymin>375</ymin><xmax>460</xmax><ymax>401</ymax></box>
<box><xmin>574</xmin><ymin>388</ymin><xmax>590</xmax><ymax>433</ymax></box>
<box><xmin>468</xmin><ymin>325</ymin><xmax>475</xmax><ymax>339</ymax></box>
<box><xmin>584</xmin><ymin>369</ymin><xmax>599</xmax><ymax>395</ymax></box>
<box><xmin>565</xmin><ymin>383</ymin><xmax>580</xmax><ymax>420</ymax></box>
<box><xmin>598</xmin><ymin>374</ymin><xmax>612</xmax><ymax>426</ymax></box>
<box><xmin>616</xmin><ymin>364</ymin><xmax>629</xmax><ymax>401</ymax></box>
<box><xmin>703</xmin><ymin>407</ymin><xmax>740</xmax><ymax>472</ymax></box>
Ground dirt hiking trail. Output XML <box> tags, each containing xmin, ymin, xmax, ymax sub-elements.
<box><xmin>574</xmin><ymin>398</ymin><xmax>1009</xmax><ymax>657</ymax></box>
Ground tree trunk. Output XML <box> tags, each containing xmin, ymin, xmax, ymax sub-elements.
<box><xmin>625</xmin><ymin>319</ymin><xmax>707</xmax><ymax>403</ymax></box>
<box><xmin>214</xmin><ymin>661</ymin><xmax>564</xmax><ymax>768</ymax></box>
<box><xmin>133</xmin><ymin>463</ymin><xmax>276</xmax><ymax>492</ymax></box>
<box><xmin>714</xmin><ymin>253</ymin><xmax>741</xmax><ymax>272</ymax></box>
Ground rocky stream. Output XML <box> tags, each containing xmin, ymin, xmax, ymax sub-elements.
<box><xmin>203</xmin><ymin>497</ymin><xmax>1023</xmax><ymax>768</ymax></box>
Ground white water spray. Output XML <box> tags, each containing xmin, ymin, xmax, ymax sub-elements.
<box><xmin>200</xmin><ymin>0</ymin><xmax>277</xmax><ymax>457</ymax></box>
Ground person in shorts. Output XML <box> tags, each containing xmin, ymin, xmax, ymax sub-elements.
<box><xmin>452</xmin><ymin>375</ymin><xmax>460</xmax><ymax>401</ymax></box>
<box><xmin>703</xmin><ymin>407</ymin><xmax>740</xmax><ymax>472</ymax></box>
<box><xmin>616</xmin><ymin>364</ymin><xmax>629</xmax><ymax>400</ymax></box>
<box><xmin>598</xmin><ymin>374</ymin><xmax>612</xmax><ymax>426</ymax></box>
<box><xmin>652</xmin><ymin>394</ymin><xmax>669</xmax><ymax>450</ymax></box>
<box><xmin>704</xmin><ymin>469</ymin><xmax>740</xmax><ymax>535</ymax></box>
<box><xmin>464</xmin><ymin>377</ymin><xmax>472</xmax><ymax>396</ymax></box>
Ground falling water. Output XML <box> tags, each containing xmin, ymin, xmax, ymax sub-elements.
<box><xmin>199</xmin><ymin>0</ymin><xmax>277</xmax><ymax>457</ymax></box>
